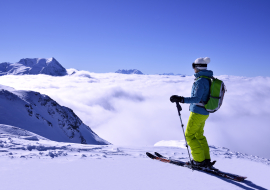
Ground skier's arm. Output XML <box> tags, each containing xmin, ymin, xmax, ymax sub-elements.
<box><xmin>183</xmin><ymin>81</ymin><xmax>204</xmax><ymax>104</ymax></box>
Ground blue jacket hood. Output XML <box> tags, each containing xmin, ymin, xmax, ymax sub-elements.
<box><xmin>194</xmin><ymin>70</ymin><xmax>213</xmax><ymax>78</ymax></box>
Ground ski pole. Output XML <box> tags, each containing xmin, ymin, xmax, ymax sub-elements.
<box><xmin>175</xmin><ymin>102</ymin><xmax>193</xmax><ymax>166</ymax></box>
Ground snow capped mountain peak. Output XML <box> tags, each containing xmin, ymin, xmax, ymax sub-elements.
<box><xmin>18</xmin><ymin>57</ymin><xmax>57</xmax><ymax>67</ymax></box>
<box><xmin>0</xmin><ymin>86</ymin><xmax>109</xmax><ymax>145</ymax></box>
<box><xmin>46</xmin><ymin>57</ymin><xmax>53</xmax><ymax>62</ymax></box>
<box><xmin>115</xmin><ymin>69</ymin><xmax>143</xmax><ymax>75</ymax></box>
<box><xmin>0</xmin><ymin>57</ymin><xmax>68</xmax><ymax>76</ymax></box>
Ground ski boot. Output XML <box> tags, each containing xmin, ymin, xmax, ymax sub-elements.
<box><xmin>205</xmin><ymin>159</ymin><xmax>219</xmax><ymax>171</ymax></box>
<box><xmin>185</xmin><ymin>160</ymin><xmax>207</xmax><ymax>170</ymax></box>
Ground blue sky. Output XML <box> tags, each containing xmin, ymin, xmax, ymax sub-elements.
<box><xmin>0</xmin><ymin>0</ymin><xmax>269</xmax><ymax>76</ymax></box>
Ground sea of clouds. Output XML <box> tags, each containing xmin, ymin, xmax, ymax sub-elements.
<box><xmin>1</xmin><ymin>70</ymin><xmax>270</xmax><ymax>159</ymax></box>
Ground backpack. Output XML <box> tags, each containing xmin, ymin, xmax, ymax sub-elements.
<box><xmin>197</xmin><ymin>76</ymin><xmax>226</xmax><ymax>113</ymax></box>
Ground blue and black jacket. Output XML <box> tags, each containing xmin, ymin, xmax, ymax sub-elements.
<box><xmin>183</xmin><ymin>70</ymin><xmax>213</xmax><ymax>115</ymax></box>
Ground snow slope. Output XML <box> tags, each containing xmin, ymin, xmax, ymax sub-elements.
<box><xmin>0</xmin><ymin>58</ymin><xmax>67</xmax><ymax>76</ymax></box>
<box><xmin>0</xmin><ymin>126</ymin><xmax>269</xmax><ymax>190</ymax></box>
<box><xmin>0</xmin><ymin>85</ymin><xmax>109</xmax><ymax>145</ymax></box>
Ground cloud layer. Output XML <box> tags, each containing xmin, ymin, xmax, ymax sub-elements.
<box><xmin>1</xmin><ymin>71</ymin><xmax>270</xmax><ymax>158</ymax></box>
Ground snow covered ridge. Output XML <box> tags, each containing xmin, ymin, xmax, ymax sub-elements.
<box><xmin>115</xmin><ymin>69</ymin><xmax>143</xmax><ymax>74</ymax></box>
<box><xmin>0</xmin><ymin>57</ymin><xmax>68</xmax><ymax>76</ymax></box>
<box><xmin>1</xmin><ymin>125</ymin><xmax>269</xmax><ymax>166</ymax></box>
<box><xmin>0</xmin><ymin>124</ymin><xmax>48</xmax><ymax>141</ymax></box>
<box><xmin>0</xmin><ymin>85</ymin><xmax>109</xmax><ymax>145</ymax></box>
<box><xmin>0</xmin><ymin>124</ymin><xmax>118</xmax><ymax>159</ymax></box>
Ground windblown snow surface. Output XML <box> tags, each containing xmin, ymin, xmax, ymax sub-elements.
<box><xmin>0</xmin><ymin>70</ymin><xmax>270</xmax><ymax>189</ymax></box>
<box><xmin>0</xmin><ymin>125</ymin><xmax>269</xmax><ymax>190</ymax></box>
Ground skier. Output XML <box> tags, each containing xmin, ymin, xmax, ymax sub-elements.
<box><xmin>170</xmin><ymin>57</ymin><xmax>216</xmax><ymax>170</ymax></box>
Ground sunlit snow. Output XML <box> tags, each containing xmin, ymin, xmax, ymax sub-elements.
<box><xmin>154</xmin><ymin>140</ymin><xmax>187</xmax><ymax>149</ymax></box>
<box><xmin>0</xmin><ymin>124</ymin><xmax>269</xmax><ymax>190</ymax></box>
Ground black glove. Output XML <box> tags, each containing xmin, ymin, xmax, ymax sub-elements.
<box><xmin>170</xmin><ymin>95</ymin><xmax>184</xmax><ymax>103</ymax></box>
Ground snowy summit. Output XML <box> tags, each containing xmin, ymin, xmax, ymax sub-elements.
<box><xmin>115</xmin><ymin>69</ymin><xmax>143</xmax><ymax>74</ymax></box>
<box><xmin>0</xmin><ymin>57</ymin><xmax>68</xmax><ymax>76</ymax></box>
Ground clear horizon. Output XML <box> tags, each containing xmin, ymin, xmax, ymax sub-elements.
<box><xmin>0</xmin><ymin>0</ymin><xmax>269</xmax><ymax>77</ymax></box>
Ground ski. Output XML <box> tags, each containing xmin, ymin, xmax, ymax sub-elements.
<box><xmin>146</xmin><ymin>152</ymin><xmax>247</xmax><ymax>182</ymax></box>
<box><xmin>154</xmin><ymin>152</ymin><xmax>247</xmax><ymax>181</ymax></box>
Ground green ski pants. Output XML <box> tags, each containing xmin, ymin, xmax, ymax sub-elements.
<box><xmin>185</xmin><ymin>112</ymin><xmax>210</xmax><ymax>162</ymax></box>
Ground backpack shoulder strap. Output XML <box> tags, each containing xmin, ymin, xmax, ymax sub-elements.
<box><xmin>196</xmin><ymin>76</ymin><xmax>213</xmax><ymax>82</ymax></box>
<box><xmin>199</xmin><ymin>76</ymin><xmax>212</xmax><ymax>80</ymax></box>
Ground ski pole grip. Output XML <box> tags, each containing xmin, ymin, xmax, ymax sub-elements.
<box><xmin>176</xmin><ymin>102</ymin><xmax>182</xmax><ymax>112</ymax></box>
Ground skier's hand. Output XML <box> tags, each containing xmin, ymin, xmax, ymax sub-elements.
<box><xmin>170</xmin><ymin>95</ymin><xmax>184</xmax><ymax>103</ymax></box>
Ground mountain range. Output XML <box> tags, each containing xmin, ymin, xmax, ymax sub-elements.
<box><xmin>0</xmin><ymin>58</ymin><xmax>67</xmax><ymax>76</ymax></box>
<box><xmin>115</xmin><ymin>69</ymin><xmax>143</xmax><ymax>74</ymax></box>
